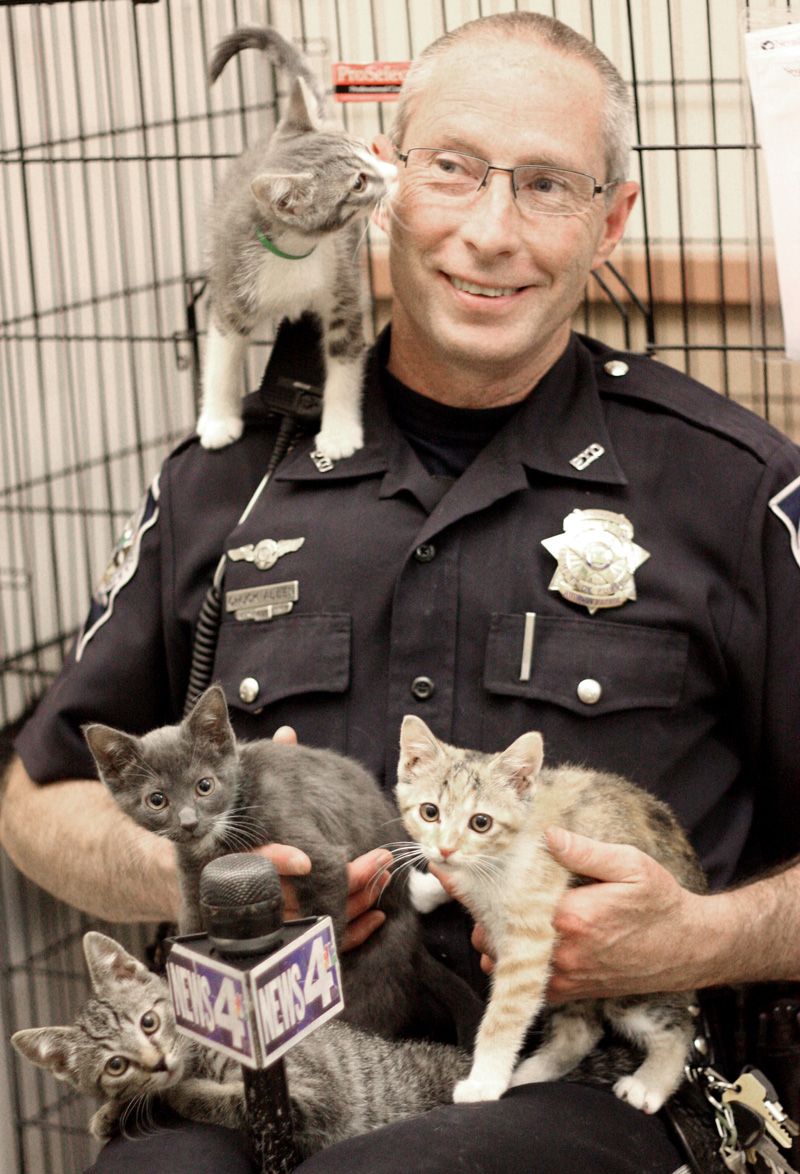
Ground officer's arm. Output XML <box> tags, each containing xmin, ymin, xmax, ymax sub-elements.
<box><xmin>1</xmin><ymin>754</ymin><xmax>393</xmax><ymax>943</ymax></box>
<box><xmin>0</xmin><ymin>753</ymin><xmax>179</xmax><ymax>923</ymax></box>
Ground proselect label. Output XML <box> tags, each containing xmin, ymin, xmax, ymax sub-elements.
<box><xmin>332</xmin><ymin>61</ymin><xmax>410</xmax><ymax>101</ymax></box>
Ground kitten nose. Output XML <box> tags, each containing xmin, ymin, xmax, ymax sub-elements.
<box><xmin>440</xmin><ymin>847</ymin><xmax>455</xmax><ymax>860</ymax></box>
<box><xmin>178</xmin><ymin>806</ymin><xmax>198</xmax><ymax>831</ymax></box>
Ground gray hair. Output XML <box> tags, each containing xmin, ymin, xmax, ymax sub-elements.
<box><xmin>392</xmin><ymin>12</ymin><xmax>634</xmax><ymax>183</ymax></box>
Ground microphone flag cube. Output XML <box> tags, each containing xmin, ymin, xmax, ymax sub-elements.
<box><xmin>166</xmin><ymin>916</ymin><xmax>343</xmax><ymax>1069</ymax></box>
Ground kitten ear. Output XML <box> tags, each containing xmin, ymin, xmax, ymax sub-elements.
<box><xmin>491</xmin><ymin>732</ymin><xmax>544</xmax><ymax>797</ymax></box>
<box><xmin>184</xmin><ymin>684</ymin><xmax>234</xmax><ymax>756</ymax></box>
<box><xmin>399</xmin><ymin>715</ymin><xmax>443</xmax><ymax>775</ymax></box>
<box><xmin>12</xmin><ymin>1026</ymin><xmax>79</xmax><ymax>1083</ymax></box>
<box><xmin>83</xmin><ymin>723</ymin><xmax>142</xmax><ymax>788</ymax></box>
<box><xmin>83</xmin><ymin>931</ymin><xmax>150</xmax><ymax>992</ymax></box>
<box><xmin>279</xmin><ymin>75</ymin><xmax>323</xmax><ymax>133</ymax></box>
<box><xmin>251</xmin><ymin>171</ymin><xmax>315</xmax><ymax>217</ymax></box>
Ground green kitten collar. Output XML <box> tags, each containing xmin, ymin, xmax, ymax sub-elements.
<box><xmin>256</xmin><ymin>229</ymin><xmax>317</xmax><ymax>260</ymax></box>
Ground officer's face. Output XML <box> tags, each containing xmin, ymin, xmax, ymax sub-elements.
<box><xmin>380</xmin><ymin>39</ymin><xmax>638</xmax><ymax>404</ymax></box>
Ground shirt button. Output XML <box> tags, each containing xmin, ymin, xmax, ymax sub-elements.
<box><xmin>603</xmin><ymin>359</ymin><xmax>629</xmax><ymax>378</ymax></box>
<box><xmin>577</xmin><ymin>678</ymin><xmax>602</xmax><ymax>705</ymax></box>
<box><xmin>414</xmin><ymin>543</ymin><xmax>436</xmax><ymax>563</ymax></box>
<box><xmin>411</xmin><ymin>676</ymin><xmax>435</xmax><ymax>701</ymax></box>
<box><xmin>239</xmin><ymin>677</ymin><xmax>260</xmax><ymax>704</ymax></box>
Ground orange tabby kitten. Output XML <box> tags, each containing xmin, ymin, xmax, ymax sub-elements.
<box><xmin>395</xmin><ymin>716</ymin><xmax>706</xmax><ymax>1113</ymax></box>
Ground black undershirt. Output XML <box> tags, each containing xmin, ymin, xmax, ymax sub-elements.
<box><xmin>381</xmin><ymin>368</ymin><xmax>522</xmax><ymax>478</ymax></box>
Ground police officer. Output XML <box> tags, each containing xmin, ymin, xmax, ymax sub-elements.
<box><xmin>3</xmin><ymin>11</ymin><xmax>800</xmax><ymax>1174</ymax></box>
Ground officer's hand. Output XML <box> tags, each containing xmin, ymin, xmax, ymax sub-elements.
<box><xmin>545</xmin><ymin>827</ymin><xmax>707</xmax><ymax>1000</ymax></box>
<box><xmin>256</xmin><ymin>725</ymin><xmax>392</xmax><ymax>952</ymax></box>
<box><xmin>341</xmin><ymin>848</ymin><xmax>392</xmax><ymax>951</ymax></box>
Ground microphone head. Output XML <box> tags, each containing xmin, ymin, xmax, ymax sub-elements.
<box><xmin>199</xmin><ymin>853</ymin><xmax>284</xmax><ymax>954</ymax></box>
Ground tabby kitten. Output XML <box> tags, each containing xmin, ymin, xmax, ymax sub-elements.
<box><xmin>83</xmin><ymin>685</ymin><xmax>482</xmax><ymax>1043</ymax></box>
<box><xmin>12</xmin><ymin>932</ymin><xmax>470</xmax><ymax>1150</ymax></box>
<box><xmin>395</xmin><ymin>715</ymin><xmax>707</xmax><ymax>1114</ymax></box>
<box><xmin>199</xmin><ymin>26</ymin><xmax>395</xmax><ymax>458</ymax></box>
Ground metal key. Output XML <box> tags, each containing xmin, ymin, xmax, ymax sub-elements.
<box><xmin>746</xmin><ymin>1133</ymin><xmax>799</xmax><ymax>1173</ymax></box>
<box><xmin>723</xmin><ymin>1071</ymin><xmax>796</xmax><ymax>1150</ymax></box>
<box><xmin>746</xmin><ymin>1067</ymin><xmax>799</xmax><ymax>1138</ymax></box>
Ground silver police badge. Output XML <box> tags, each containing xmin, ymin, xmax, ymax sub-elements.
<box><xmin>541</xmin><ymin>509</ymin><xmax>650</xmax><ymax>615</ymax></box>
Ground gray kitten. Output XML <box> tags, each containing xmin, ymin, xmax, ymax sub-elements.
<box><xmin>396</xmin><ymin>716</ymin><xmax>708</xmax><ymax>1113</ymax></box>
<box><xmin>199</xmin><ymin>26</ymin><xmax>395</xmax><ymax>457</ymax></box>
<box><xmin>83</xmin><ymin>686</ymin><xmax>482</xmax><ymax>1043</ymax></box>
<box><xmin>11</xmin><ymin>932</ymin><xmax>470</xmax><ymax>1151</ymax></box>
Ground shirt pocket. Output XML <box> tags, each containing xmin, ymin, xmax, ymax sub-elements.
<box><xmin>483</xmin><ymin>613</ymin><xmax>688</xmax><ymax>717</ymax></box>
<box><xmin>213</xmin><ymin>613</ymin><xmax>351</xmax><ymax>746</ymax></box>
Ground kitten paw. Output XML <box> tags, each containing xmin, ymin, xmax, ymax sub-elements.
<box><xmin>453</xmin><ymin>1075</ymin><xmax>508</xmax><ymax>1103</ymax></box>
<box><xmin>313</xmin><ymin>423</ymin><xmax>363</xmax><ymax>461</ymax></box>
<box><xmin>89</xmin><ymin>1102</ymin><xmax>121</xmax><ymax>1141</ymax></box>
<box><xmin>196</xmin><ymin>414</ymin><xmax>244</xmax><ymax>449</ymax></box>
<box><xmin>408</xmin><ymin>869</ymin><xmax>450</xmax><ymax>914</ymax></box>
<box><xmin>613</xmin><ymin>1075</ymin><xmax>665</xmax><ymax>1114</ymax></box>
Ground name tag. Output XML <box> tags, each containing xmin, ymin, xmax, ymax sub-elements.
<box><xmin>225</xmin><ymin>581</ymin><xmax>299</xmax><ymax>615</ymax></box>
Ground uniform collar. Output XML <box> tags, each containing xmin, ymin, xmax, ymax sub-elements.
<box><xmin>273</xmin><ymin>329</ymin><xmax>627</xmax><ymax>490</ymax></box>
<box><xmin>501</xmin><ymin>333</ymin><xmax>627</xmax><ymax>485</ymax></box>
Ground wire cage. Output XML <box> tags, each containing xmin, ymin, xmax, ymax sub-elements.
<box><xmin>1</xmin><ymin>1</ymin><xmax>799</xmax><ymax>1170</ymax></box>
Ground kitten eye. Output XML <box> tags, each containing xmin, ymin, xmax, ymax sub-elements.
<box><xmin>469</xmin><ymin>813</ymin><xmax>493</xmax><ymax>833</ymax></box>
<box><xmin>146</xmin><ymin>791</ymin><xmax>167</xmax><ymax>811</ymax></box>
<box><xmin>140</xmin><ymin>1010</ymin><xmax>160</xmax><ymax>1034</ymax></box>
<box><xmin>419</xmin><ymin>803</ymin><xmax>439</xmax><ymax>822</ymax></box>
<box><xmin>105</xmin><ymin>1055</ymin><xmax>129</xmax><ymax>1077</ymax></box>
<box><xmin>195</xmin><ymin>777</ymin><xmax>215</xmax><ymax>797</ymax></box>
<box><xmin>352</xmin><ymin>172</ymin><xmax>368</xmax><ymax>192</ymax></box>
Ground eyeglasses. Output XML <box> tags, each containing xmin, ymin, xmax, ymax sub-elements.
<box><xmin>395</xmin><ymin>148</ymin><xmax>618</xmax><ymax>217</ymax></box>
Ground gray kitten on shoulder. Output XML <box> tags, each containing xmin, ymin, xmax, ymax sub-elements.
<box><xmin>11</xmin><ymin>932</ymin><xmax>470</xmax><ymax>1150</ymax></box>
<box><xmin>83</xmin><ymin>686</ymin><xmax>482</xmax><ymax>1043</ymax></box>
<box><xmin>396</xmin><ymin>716</ymin><xmax>708</xmax><ymax>1114</ymax></box>
<box><xmin>200</xmin><ymin>26</ymin><xmax>395</xmax><ymax>457</ymax></box>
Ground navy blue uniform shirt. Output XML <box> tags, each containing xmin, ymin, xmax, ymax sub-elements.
<box><xmin>17</xmin><ymin>324</ymin><xmax>800</xmax><ymax>891</ymax></box>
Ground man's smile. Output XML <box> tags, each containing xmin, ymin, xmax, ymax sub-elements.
<box><xmin>447</xmin><ymin>273</ymin><xmax>532</xmax><ymax>299</ymax></box>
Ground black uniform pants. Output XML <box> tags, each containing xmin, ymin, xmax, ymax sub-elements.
<box><xmin>87</xmin><ymin>1082</ymin><xmax>688</xmax><ymax>1174</ymax></box>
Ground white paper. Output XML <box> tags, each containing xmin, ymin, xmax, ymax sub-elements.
<box><xmin>745</xmin><ymin>22</ymin><xmax>800</xmax><ymax>360</ymax></box>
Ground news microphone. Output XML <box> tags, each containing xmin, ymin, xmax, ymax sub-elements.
<box><xmin>165</xmin><ymin>853</ymin><xmax>344</xmax><ymax>1173</ymax></box>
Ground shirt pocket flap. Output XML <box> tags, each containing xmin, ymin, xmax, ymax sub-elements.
<box><xmin>215</xmin><ymin>613</ymin><xmax>351</xmax><ymax>713</ymax></box>
<box><xmin>484</xmin><ymin>614</ymin><xmax>688</xmax><ymax>716</ymax></box>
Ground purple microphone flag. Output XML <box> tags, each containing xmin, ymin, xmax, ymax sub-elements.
<box><xmin>166</xmin><ymin>916</ymin><xmax>344</xmax><ymax>1069</ymax></box>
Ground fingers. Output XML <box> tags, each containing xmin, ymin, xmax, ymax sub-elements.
<box><xmin>427</xmin><ymin>862</ymin><xmax>461</xmax><ymax>899</ymax></box>
<box><xmin>341</xmin><ymin>849</ymin><xmax>392</xmax><ymax>953</ymax></box>
<box><xmin>345</xmin><ymin>849</ymin><xmax>392</xmax><ymax>922</ymax></box>
<box><xmin>341</xmin><ymin>910</ymin><xmax>386</xmax><ymax>952</ymax></box>
<box><xmin>253</xmin><ymin>842</ymin><xmax>311</xmax><ymax>876</ymax></box>
<box><xmin>546</xmin><ymin>826</ymin><xmax>645</xmax><ymax>884</ymax></box>
<box><xmin>251</xmin><ymin>842</ymin><xmax>310</xmax><ymax>921</ymax></box>
<box><xmin>247</xmin><ymin>845</ymin><xmax>395</xmax><ymax>953</ymax></box>
<box><xmin>471</xmin><ymin>922</ymin><xmax>495</xmax><ymax>975</ymax></box>
<box><xmin>272</xmin><ymin>725</ymin><xmax>298</xmax><ymax>745</ymax></box>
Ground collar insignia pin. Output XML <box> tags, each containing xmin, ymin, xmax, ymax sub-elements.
<box><xmin>227</xmin><ymin>537</ymin><xmax>305</xmax><ymax>571</ymax></box>
<box><xmin>570</xmin><ymin>443</ymin><xmax>605</xmax><ymax>471</ymax></box>
<box><xmin>541</xmin><ymin>509</ymin><xmax>650</xmax><ymax>615</ymax></box>
<box><xmin>310</xmin><ymin>450</ymin><xmax>335</xmax><ymax>473</ymax></box>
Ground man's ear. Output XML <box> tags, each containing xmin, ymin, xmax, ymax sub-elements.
<box><xmin>590</xmin><ymin>180</ymin><xmax>639</xmax><ymax>270</ymax></box>
<box><xmin>371</xmin><ymin>133</ymin><xmax>395</xmax><ymax>164</ymax></box>
<box><xmin>370</xmin><ymin>134</ymin><xmax>396</xmax><ymax>233</ymax></box>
